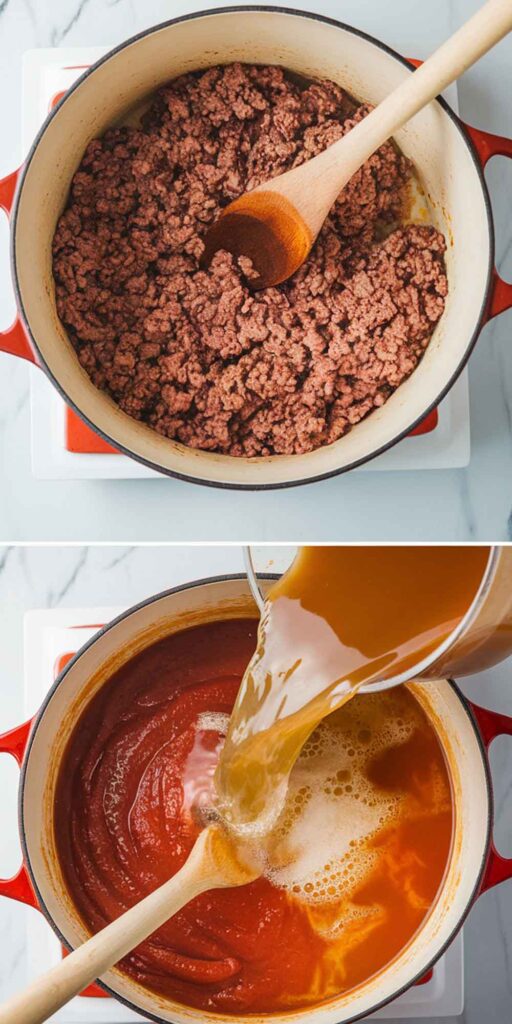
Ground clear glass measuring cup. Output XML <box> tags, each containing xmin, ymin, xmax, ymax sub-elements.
<box><xmin>244</xmin><ymin>545</ymin><xmax>512</xmax><ymax>692</ymax></box>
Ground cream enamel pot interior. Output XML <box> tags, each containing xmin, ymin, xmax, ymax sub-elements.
<box><xmin>1</xmin><ymin>574</ymin><xmax>512</xmax><ymax>1024</ymax></box>
<box><xmin>1</xmin><ymin>7</ymin><xmax>512</xmax><ymax>489</ymax></box>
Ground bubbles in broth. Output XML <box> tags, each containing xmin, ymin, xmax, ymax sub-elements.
<box><xmin>263</xmin><ymin>685</ymin><xmax>453</xmax><ymax>957</ymax></box>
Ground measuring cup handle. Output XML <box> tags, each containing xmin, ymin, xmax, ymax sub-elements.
<box><xmin>0</xmin><ymin>168</ymin><xmax>38</xmax><ymax>364</ymax></box>
<box><xmin>0</xmin><ymin>719</ymin><xmax>38</xmax><ymax>908</ymax></box>
<box><xmin>469</xmin><ymin>701</ymin><xmax>512</xmax><ymax>893</ymax></box>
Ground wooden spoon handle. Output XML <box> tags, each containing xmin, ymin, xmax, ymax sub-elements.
<box><xmin>304</xmin><ymin>0</ymin><xmax>512</xmax><ymax>212</ymax></box>
<box><xmin>0</xmin><ymin>829</ymin><xmax>219</xmax><ymax>1024</ymax></box>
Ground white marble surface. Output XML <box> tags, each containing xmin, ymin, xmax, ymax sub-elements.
<box><xmin>0</xmin><ymin>544</ymin><xmax>511</xmax><ymax>1023</ymax></box>
<box><xmin>0</xmin><ymin>0</ymin><xmax>511</xmax><ymax>541</ymax></box>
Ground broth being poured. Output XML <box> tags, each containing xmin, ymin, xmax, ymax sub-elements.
<box><xmin>215</xmin><ymin>545</ymin><xmax>489</xmax><ymax>832</ymax></box>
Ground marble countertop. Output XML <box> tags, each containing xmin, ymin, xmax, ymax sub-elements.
<box><xmin>0</xmin><ymin>0</ymin><xmax>511</xmax><ymax>542</ymax></box>
<box><xmin>0</xmin><ymin>544</ymin><xmax>511</xmax><ymax>1023</ymax></box>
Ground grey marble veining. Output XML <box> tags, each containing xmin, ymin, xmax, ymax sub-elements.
<box><xmin>0</xmin><ymin>544</ymin><xmax>511</xmax><ymax>1021</ymax></box>
<box><xmin>0</xmin><ymin>0</ymin><xmax>511</xmax><ymax>541</ymax></box>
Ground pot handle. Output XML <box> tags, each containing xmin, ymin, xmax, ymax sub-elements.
<box><xmin>0</xmin><ymin>168</ymin><xmax>37</xmax><ymax>364</ymax></box>
<box><xmin>469</xmin><ymin>701</ymin><xmax>512</xmax><ymax>893</ymax></box>
<box><xmin>0</xmin><ymin>719</ymin><xmax>38</xmax><ymax>908</ymax></box>
<box><xmin>463</xmin><ymin>125</ymin><xmax>512</xmax><ymax>321</ymax></box>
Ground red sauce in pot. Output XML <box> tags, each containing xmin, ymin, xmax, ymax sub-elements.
<box><xmin>55</xmin><ymin>618</ymin><xmax>453</xmax><ymax>1014</ymax></box>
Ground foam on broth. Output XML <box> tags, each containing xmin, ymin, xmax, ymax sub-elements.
<box><xmin>265</xmin><ymin>696</ymin><xmax>417</xmax><ymax>906</ymax></box>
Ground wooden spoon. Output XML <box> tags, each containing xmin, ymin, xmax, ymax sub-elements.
<box><xmin>0</xmin><ymin>826</ymin><xmax>258</xmax><ymax>1024</ymax></box>
<box><xmin>203</xmin><ymin>0</ymin><xmax>512</xmax><ymax>289</ymax></box>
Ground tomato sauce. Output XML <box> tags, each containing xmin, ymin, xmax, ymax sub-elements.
<box><xmin>55</xmin><ymin>617</ymin><xmax>453</xmax><ymax>1014</ymax></box>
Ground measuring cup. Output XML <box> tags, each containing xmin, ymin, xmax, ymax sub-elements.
<box><xmin>244</xmin><ymin>545</ymin><xmax>512</xmax><ymax>692</ymax></box>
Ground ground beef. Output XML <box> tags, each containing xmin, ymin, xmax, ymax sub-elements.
<box><xmin>52</xmin><ymin>63</ymin><xmax>448</xmax><ymax>456</ymax></box>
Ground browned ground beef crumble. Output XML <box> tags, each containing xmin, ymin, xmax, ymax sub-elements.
<box><xmin>52</xmin><ymin>64</ymin><xmax>448</xmax><ymax>456</ymax></box>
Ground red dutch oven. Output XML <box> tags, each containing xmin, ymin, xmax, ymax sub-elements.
<box><xmin>1</xmin><ymin>7</ymin><xmax>512</xmax><ymax>488</ymax></box>
<box><xmin>0</xmin><ymin>575</ymin><xmax>512</xmax><ymax>1024</ymax></box>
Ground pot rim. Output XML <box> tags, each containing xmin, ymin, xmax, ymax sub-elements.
<box><xmin>10</xmin><ymin>6</ymin><xmax>495</xmax><ymax>491</ymax></box>
<box><xmin>17</xmin><ymin>572</ymin><xmax>494</xmax><ymax>1024</ymax></box>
